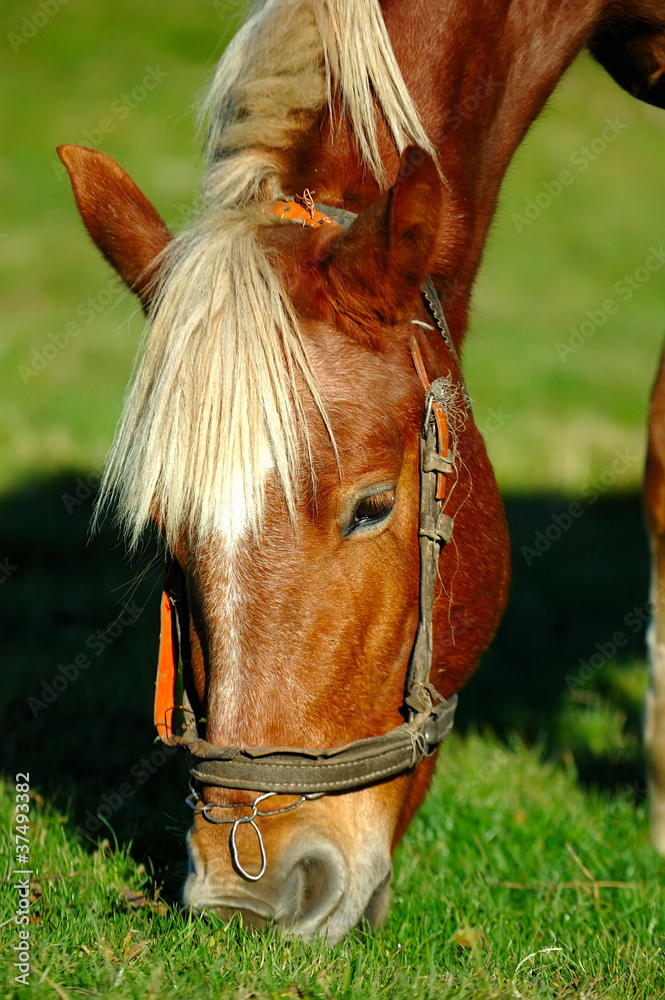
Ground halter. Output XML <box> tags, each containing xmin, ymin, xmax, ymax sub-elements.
<box><xmin>153</xmin><ymin>198</ymin><xmax>465</xmax><ymax>877</ymax></box>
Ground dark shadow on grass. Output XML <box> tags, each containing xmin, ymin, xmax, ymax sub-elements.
<box><xmin>457</xmin><ymin>489</ymin><xmax>650</xmax><ymax>796</ymax></box>
<box><xmin>0</xmin><ymin>474</ymin><xmax>650</xmax><ymax>886</ymax></box>
<box><xmin>0</xmin><ymin>472</ymin><xmax>190</xmax><ymax>901</ymax></box>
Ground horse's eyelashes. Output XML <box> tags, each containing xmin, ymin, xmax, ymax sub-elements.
<box><xmin>348</xmin><ymin>488</ymin><xmax>396</xmax><ymax>534</ymax></box>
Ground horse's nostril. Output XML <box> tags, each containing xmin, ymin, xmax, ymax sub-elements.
<box><xmin>279</xmin><ymin>842</ymin><xmax>347</xmax><ymax>936</ymax></box>
<box><xmin>362</xmin><ymin>867</ymin><xmax>392</xmax><ymax>928</ymax></box>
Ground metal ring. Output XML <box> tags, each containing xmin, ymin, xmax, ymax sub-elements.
<box><xmin>254</xmin><ymin>792</ymin><xmax>305</xmax><ymax>817</ymax></box>
<box><xmin>230</xmin><ymin>817</ymin><xmax>267</xmax><ymax>881</ymax></box>
<box><xmin>202</xmin><ymin>801</ymin><xmax>238</xmax><ymax>825</ymax></box>
<box><xmin>185</xmin><ymin>787</ymin><xmax>325</xmax><ymax>881</ymax></box>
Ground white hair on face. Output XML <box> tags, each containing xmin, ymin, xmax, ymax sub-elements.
<box><xmin>97</xmin><ymin>0</ymin><xmax>435</xmax><ymax>551</ymax></box>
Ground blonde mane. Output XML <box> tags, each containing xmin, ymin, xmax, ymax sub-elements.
<box><xmin>98</xmin><ymin>0</ymin><xmax>435</xmax><ymax>551</ymax></box>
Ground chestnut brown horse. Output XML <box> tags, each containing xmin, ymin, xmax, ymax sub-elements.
<box><xmin>60</xmin><ymin>0</ymin><xmax>665</xmax><ymax>941</ymax></box>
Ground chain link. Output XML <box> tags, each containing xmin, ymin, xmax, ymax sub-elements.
<box><xmin>185</xmin><ymin>785</ymin><xmax>324</xmax><ymax>881</ymax></box>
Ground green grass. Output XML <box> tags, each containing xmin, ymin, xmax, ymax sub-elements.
<box><xmin>2</xmin><ymin>1</ymin><xmax>665</xmax><ymax>996</ymax></box>
<box><xmin>3</xmin><ymin>737</ymin><xmax>664</xmax><ymax>999</ymax></box>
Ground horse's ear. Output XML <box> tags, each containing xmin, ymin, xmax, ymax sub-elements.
<box><xmin>57</xmin><ymin>144</ymin><xmax>172</xmax><ymax>311</ymax></box>
<box><xmin>325</xmin><ymin>147</ymin><xmax>443</xmax><ymax>324</ymax></box>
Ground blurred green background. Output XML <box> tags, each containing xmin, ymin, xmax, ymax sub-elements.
<box><xmin>2</xmin><ymin>0</ymin><xmax>665</xmax><ymax>864</ymax></box>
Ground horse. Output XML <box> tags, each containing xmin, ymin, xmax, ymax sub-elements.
<box><xmin>59</xmin><ymin>0</ymin><xmax>665</xmax><ymax>942</ymax></box>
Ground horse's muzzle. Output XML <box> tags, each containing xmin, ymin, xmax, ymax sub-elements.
<box><xmin>183</xmin><ymin>817</ymin><xmax>393</xmax><ymax>942</ymax></box>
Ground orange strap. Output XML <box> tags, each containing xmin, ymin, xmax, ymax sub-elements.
<box><xmin>155</xmin><ymin>579</ymin><xmax>178</xmax><ymax>741</ymax></box>
<box><xmin>265</xmin><ymin>197</ymin><xmax>338</xmax><ymax>228</ymax></box>
<box><xmin>410</xmin><ymin>338</ymin><xmax>450</xmax><ymax>501</ymax></box>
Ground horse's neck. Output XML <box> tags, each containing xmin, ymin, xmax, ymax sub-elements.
<box><xmin>387</xmin><ymin>0</ymin><xmax>605</xmax><ymax>337</ymax></box>
<box><xmin>285</xmin><ymin>0</ymin><xmax>605</xmax><ymax>342</ymax></box>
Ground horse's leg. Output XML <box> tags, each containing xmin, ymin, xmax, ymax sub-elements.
<box><xmin>645</xmin><ymin>343</ymin><xmax>665</xmax><ymax>853</ymax></box>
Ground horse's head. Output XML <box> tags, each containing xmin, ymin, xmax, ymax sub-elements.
<box><xmin>60</xmin><ymin>144</ymin><xmax>509</xmax><ymax>942</ymax></box>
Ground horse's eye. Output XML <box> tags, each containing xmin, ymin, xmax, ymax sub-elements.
<box><xmin>347</xmin><ymin>488</ymin><xmax>396</xmax><ymax>535</ymax></box>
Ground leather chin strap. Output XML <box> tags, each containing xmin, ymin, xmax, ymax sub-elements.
<box><xmin>153</xmin><ymin>198</ymin><xmax>463</xmax><ymax>795</ymax></box>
